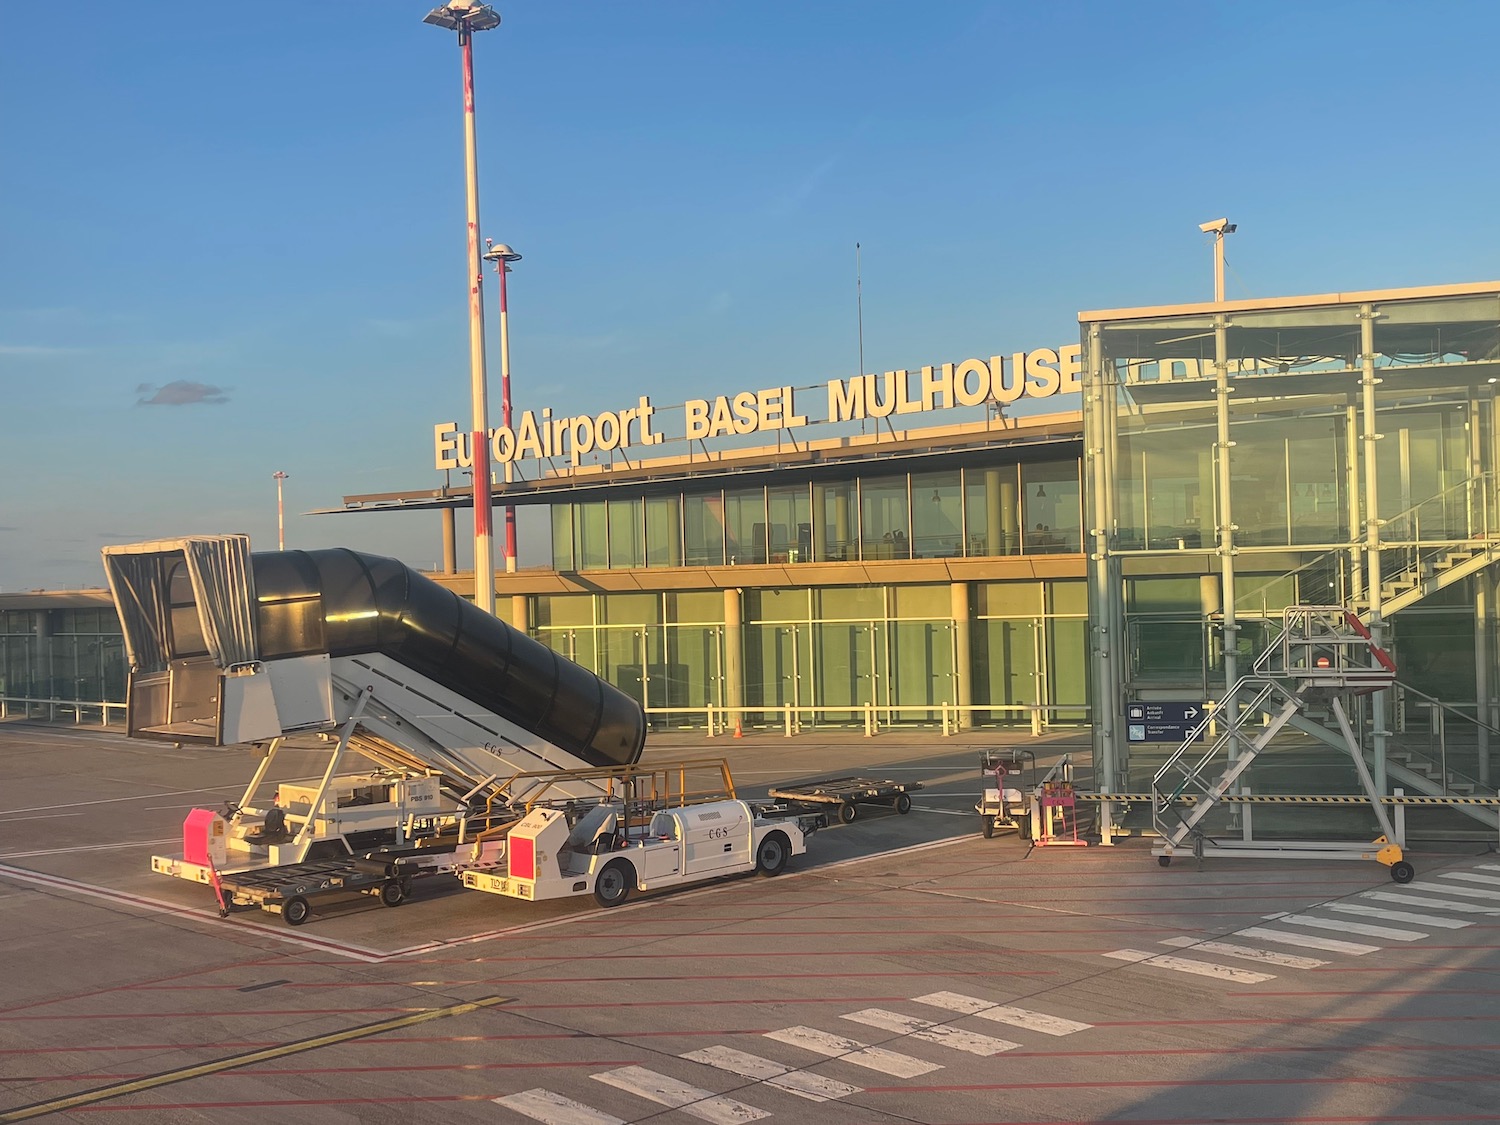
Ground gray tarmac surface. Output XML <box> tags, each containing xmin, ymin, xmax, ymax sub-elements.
<box><xmin>2</xmin><ymin>720</ymin><xmax>1499</xmax><ymax>1124</ymax></box>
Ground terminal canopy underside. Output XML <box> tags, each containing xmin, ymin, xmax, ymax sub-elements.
<box><xmin>1082</xmin><ymin>285</ymin><xmax>1500</xmax><ymax>840</ymax></box>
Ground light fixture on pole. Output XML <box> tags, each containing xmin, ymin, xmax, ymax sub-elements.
<box><xmin>425</xmin><ymin>0</ymin><xmax>501</xmax><ymax>614</ymax></box>
<box><xmin>483</xmin><ymin>239</ymin><xmax>522</xmax><ymax>573</ymax></box>
<box><xmin>1198</xmin><ymin>217</ymin><xmax>1237</xmax><ymax>302</ymax></box>
<box><xmin>272</xmin><ymin>471</ymin><xmax>289</xmax><ymax>551</ymax></box>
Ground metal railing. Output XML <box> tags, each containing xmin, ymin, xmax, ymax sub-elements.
<box><xmin>645</xmin><ymin>702</ymin><xmax>1090</xmax><ymax>738</ymax></box>
<box><xmin>0</xmin><ymin>695</ymin><xmax>125</xmax><ymax>726</ymax></box>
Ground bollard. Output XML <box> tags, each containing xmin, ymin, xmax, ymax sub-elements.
<box><xmin>784</xmin><ymin>709</ymin><xmax>793</xmax><ymax>737</ymax></box>
<box><xmin>706</xmin><ymin>705</ymin><xmax>716</xmax><ymax>737</ymax></box>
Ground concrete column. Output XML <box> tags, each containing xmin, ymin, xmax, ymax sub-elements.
<box><xmin>724</xmin><ymin>587</ymin><xmax>744</xmax><ymax>733</ymax></box>
<box><xmin>511</xmin><ymin>595</ymin><xmax>529</xmax><ymax>635</ymax></box>
<box><xmin>812</xmin><ymin>485</ymin><xmax>828</xmax><ymax>562</ymax></box>
<box><xmin>442</xmin><ymin>508</ymin><xmax>457</xmax><ymax>575</ymax></box>
<box><xmin>35</xmin><ymin>610</ymin><xmax>53</xmax><ymax>698</ymax></box>
<box><xmin>950</xmin><ymin>581</ymin><xmax>971</xmax><ymax>731</ymax></box>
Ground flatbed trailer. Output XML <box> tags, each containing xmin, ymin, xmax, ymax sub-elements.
<box><xmin>767</xmin><ymin>776</ymin><xmax>921</xmax><ymax>824</ymax></box>
<box><xmin>153</xmin><ymin>852</ymin><xmax>447</xmax><ymax>926</ymax></box>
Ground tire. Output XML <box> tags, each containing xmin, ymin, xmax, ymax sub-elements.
<box><xmin>894</xmin><ymin>793</ymin><xmax>912</xmax><ymax>815</ymax></box>
<box><xmin>1157</xmin><ymin>855</ymin><xmax>1172</xmax><ymax>868</ymax></box>
<box><xmin>593</xmin><ymin>859</ymin><xmax>635</xmax><ymax>908</ymax></box>
<box><xmin>380</xmin><ymin>880</ymin><xmax>406</xmax><ymax>908</ymax></box>
<box><xmin>981</xmin><ymin>816</ymin><xmax>995</xmax><ymax>839</ymax></box>
<box><xmin>1017</xmin><ymin>815</ymin><xmax>1032</xmax><ymax>842</ymax></box>
<box><xmin>756</xmin><ymin>832</ymin><xmax>790</xmax><ymax>876</ymax></box>
<box><xmin>839</xmin><ymin>802</ymin><xmax>858</xmax><ymax>824</ymax></box>
<box><xmin>283</xmin><ymin>895</ymin><xmax>312</xmax><ymax>926</ymax></box>
<box><xmin>1390</xmin><ymin>860</ymin><xmax>1415</xmax><ymax>884</ymax></box>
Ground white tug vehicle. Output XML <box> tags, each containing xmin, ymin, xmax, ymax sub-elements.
<box><xmin>461</xmin><ymin>760</ymin><xmax>816</xmax><ymax>908</ymax></box>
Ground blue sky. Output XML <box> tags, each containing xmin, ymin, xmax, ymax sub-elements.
<box><xmin>4</xmin><ymin>1</ymin><xmax>1500</xmax><ymax>590</ymax></box>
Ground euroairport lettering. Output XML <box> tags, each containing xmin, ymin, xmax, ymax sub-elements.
<box><xmin>433</xmin><ymin>345</ymin><xmax>1081</xmax><ymax>470</ymax></box>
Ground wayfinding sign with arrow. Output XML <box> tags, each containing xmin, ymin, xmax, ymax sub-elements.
<box><xmin>1125</xmin><ymin>701</ymin><xmax>1205</xmax><ymax>743</ymax></box>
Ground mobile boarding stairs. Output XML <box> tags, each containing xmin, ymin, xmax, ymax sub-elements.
<box><xmin>102</xmin><ymin>535</ymin><xmax>648</xmax><ymax>880</ymax></box>
<box><xmin>1151</xmin><ymin>605</ymin><xmax>1415</xmax><ymax>883</ymax></box>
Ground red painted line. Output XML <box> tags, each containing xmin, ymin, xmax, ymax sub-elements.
<box><xmin>72</xmin><ymin>1094</ymin><xmax>500</xmax><ymax>1112</ymax></box>
<box><xmin>0</xmin><ymin>1028</ymin><xmax>777</xmax><ymax>1055</ymax></box>
<box><xmin>861</xmin><ymin>1073</ymin><xmax>1499</xmax><ymax>1092</ymax></box>
<box><xmin>16</xmin><ymin>1059</ymin><xmax>640</xmax><ymax>1083</ymax></box>
<box><xmin>1230</xmin><ymin>989</ymin><xmax>1500</xmax><ymax>998</ymax></box>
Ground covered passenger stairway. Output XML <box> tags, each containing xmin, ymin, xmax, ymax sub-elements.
<box><xmin>1151</xmin><ymin>606</ymin><xmax>1414</xmax><ymax>880</ymax></box>
<box><xmin>103</xmin><ymin>536</ymin><xmax>648</xmax><ymax>862</ymax></box>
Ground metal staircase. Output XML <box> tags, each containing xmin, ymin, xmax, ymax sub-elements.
<box><xmin>1152</xmin><ymin>606</ymin><xmax>1414</xmax><ymax>882</ymax></box>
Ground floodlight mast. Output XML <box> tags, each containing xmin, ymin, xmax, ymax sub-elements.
<box><xmin>424</xmin><ymin>1</ymin><xmax>501</xmax><ymax>614</ymax></box>
<box><xmin>483</xmin><ymin>240</ymin><xmax>522</xmax><ymax>572</ymax></box>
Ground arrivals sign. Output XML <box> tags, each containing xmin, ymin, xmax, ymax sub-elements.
<box><xmin>1125</xmin><ymin>701</ymin><xmax>1206</xmax><ymax>743</ymax></box>
<box><xmin>434</xmin><ymin>344</ymin><xmax>1083</xmax><ymax>471</ymax></box>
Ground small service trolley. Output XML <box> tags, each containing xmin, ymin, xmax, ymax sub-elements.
<box><xmin>976</xmin><ymin>749</ymin><xmax>1035</xmax><ymax>839</ymax></box>
<box><xmin>766</xmin><ymin>776</ymin><xmax>922</xmax><ymax>824</ymax></box>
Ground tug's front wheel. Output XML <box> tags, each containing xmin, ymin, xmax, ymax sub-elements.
<box><xmin>594</xmin><ymin>860</ymin><xmax>635</xmax><ymax>908</ymax></box>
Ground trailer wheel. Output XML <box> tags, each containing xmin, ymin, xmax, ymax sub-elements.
<box><xmin>894</xmin><ymin>793</ymin><xmax>912</xmax><ymax>815</ymax></box>
<box><xmin>839</xmin><ymin>802</ymin><xmax>858</xmax><ymax>824</ymax></box>
<box><xmin>283</xmin><ymin>896</ymin><xmax>312</xmax><ymax>927</ymax></box>
<box><xmin>1157</xmin><ymin>855</ymin><xmax>1171</xmax><ymax>868</ymax></box>
<box><xmin>380</xmin><ymin>880</ymin><xmax>406</xmax><ymax>908</ymax></box>
<box><xmin>1390</xmin><ymin>860</ymin><xmax>1415</xmax><ymax>884</ymax></box>
<box><xmin>593</xmin><ymin>860</ymin><xmax>635</xmax><ymax>908</ymax></box>
<box><xmin>980</xmin><ymin>816</ymin><xmax>995</xmax><ymax>839</ymax></box>
<box><xmin>1017</xmin><ymin>816</ymin><xmax>1032</xmax><ymax>842</ymax></box>
<box><xmin>756</xmin><ymin>831</ymin><xmax>790</xmax><ymax>876</ymax></box>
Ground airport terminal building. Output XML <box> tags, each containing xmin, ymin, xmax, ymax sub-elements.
<box><xmin>4</xmin><ymin>280</ymin><xmax>1498</xmax><ymax>818</ymax></box>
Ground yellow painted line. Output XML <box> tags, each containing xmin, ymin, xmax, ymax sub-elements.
<box><xmin>0</xmin><ymin>995</ymin><xmax>509</xmax><ymax>1122</ymax></box>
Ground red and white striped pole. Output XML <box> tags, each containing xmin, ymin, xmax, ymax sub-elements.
<box><xmin>426</xmin><ymin>2</ymin><xmax>501</xmax><ymax>614</ymax></box>
<box><xmin>485</xmin><ymin>240</ymin><xmax>522</xmax><ymax>572</ymax></box>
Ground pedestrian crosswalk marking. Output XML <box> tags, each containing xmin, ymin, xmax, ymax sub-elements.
<box><xmin>1103</xmin><ymin>948</ymin><xmax>1276</xmax><ymax>983</ymax></box>
<box><xmin>765</xmin><ymin>1026</ymin><xmax>942</xmax><ymax>1078</ymax></box>
<box><xmin>1158</xmin><ymin>936</ymin><xmax>1328</xmax><ymax>969</ymax></box>
<box><xmin>1267</xmin><ymin>911</ymin><xmax>1427</xmax><ymax>942</ymax></box>
<box><xmin>1363</xmin><ymin>889</ymin><xmax>1500</xmax><ymax>915</ymax></box>
<box><xmin>495</xmin><ymin>1089</ymin><xmax>626</xmax><ymax>1125</ymax></box>
<box><xmin>1327</xmin><ymin>902</ymin><xmax>1471</xmax><ymax>929</ymax></box>
<box><xmin>1420</xmin><ymin>880</ymin><xmax>1500</xmax><ymax>903</ymax></box>
<box><xmin>681</xmin><ymin>1046</ymin><xmax>861</xmax><ymax>1102</ymax></box>
<box><xmin>1442</xmin><ymin>871</ymin><xmax>1500</xmax><ymax>889</ymax></box>
<box><xmin>592</xmin><ymin>1066</ymin><xmax>770</xmax><ymax>1124</ymax></box>
<box><xmin>841</xmin><ymin>1008</ymin><xmax>1021</xmax><ymax>1055</ymax></box>
<box><xmin>1233</xmin><ymin>925</ymin><xmax>1378</xmax><ymax>955</ymax></box>
<box><xmin>912</xmin><ymin>991</ymin><xmax>1091</xmax><ymax>1035</ymax></box>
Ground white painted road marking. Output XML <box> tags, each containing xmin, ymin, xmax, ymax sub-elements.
<box><xmin>1363</xmin><ymin>889</ymin><xmax>1500</xmax><ymax>915</ymax></box>
<box><xmin>1327</xmin><ymin>902</ymin><xmax>1471</xmax><ymax>929</ymax></box>
<box><xmin>1159</xmin><ymin>936</ymin><xmax>1328</xmax><ymax>969</ymax></box>
<box><xmin>912</xmin><ymin>991</ymin><xmax>1092</xmax><ymax>1036</ymax></box>
<box><xmin>841</xmin><ymin>1008</ymin><xmax>1021</xmax><ymax>1055</ymax></box>
<box><xmin>764</xmin><ymin>1026</ymin><xmax>942</xmax><ymax>1077</ymax></box>
<box><xmin>495</xmin><ymin>1089</ymin><xmax>625</xmax><ymax>1125</ymax></box>
<box><xmin>682</xmin><ymin>1045</ymin><xmax>861</xmax><ymax>1102</ymax></box>
<box><xmin>1103</xmin><ymin>948</ymin><xmax>1276</xmax><ymax>983</ymax></box>
<box><xmin>592</xmin><ymin>1066</ymin><xmax>770</xmax><ymax>1123</ymax></box>
<box><xmin>1417</xmin><ymin>881</ymin><xmax>1500</xmax><ymax>903</ymax></box>
<box><xmin>1233</xmin><ymin>925</ymin><xmax>1379</xmax><ymax>955</ymax></box>
<box><xmin>1442</xmin><ymin>871</ymin><xmax>1500</xmax><ymax>888</ymax></box>
<box><xmin>1269</xmin><ymin>912</ymin><xmax>1427</xmax><ymax>942</ymax></box>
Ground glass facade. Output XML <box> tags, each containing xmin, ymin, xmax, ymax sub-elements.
<box><xmin>0</xmin><ymin>606</ymin><xmax>126</xmax><ymax>715</ymax></box>
<box><xmin>548</xmin><ymin>459</ymin><xmax>1081</xmax><ymax>571</ymax></box>
<box><xmin>1083</xmin><ymin>286</ymin><xmax>1500</xmax><ymax>810</ymax></box>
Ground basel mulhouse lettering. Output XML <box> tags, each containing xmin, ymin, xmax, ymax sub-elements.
<box><xmin>433</xmin><ymin>345</ymin><xmax>1081</xmax><ymax>470</ymax></box>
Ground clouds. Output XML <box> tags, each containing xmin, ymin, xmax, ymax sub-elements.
<box><xmin>135</xmin><ymin>380</ymin><xmax>231</xmax><ymax>406</ymax></box>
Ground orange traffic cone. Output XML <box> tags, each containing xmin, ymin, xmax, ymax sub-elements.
<box><xmin>733</xmin><ymin>717</ymin><xmax>743</xmax><ymax>739</ymax></box>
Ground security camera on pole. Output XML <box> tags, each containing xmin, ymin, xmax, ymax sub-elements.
<box><xmin>424</xmin><ymin>0</ymin><xmax>502</xmax><ymax>614</ymax></box>
<box><xmin>1199</xmin><ymin>217</ymin><xmax>1237</xmax><ymax>302</ymax></box>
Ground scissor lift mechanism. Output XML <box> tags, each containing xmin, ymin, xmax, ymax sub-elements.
<box><xmin>1152</xmin><ymin>606</ymin><xmax>1413</xmax><ymax>883</ymax></box>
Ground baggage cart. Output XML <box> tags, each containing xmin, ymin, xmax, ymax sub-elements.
<box><xmin>767</xmin><ymin>776</ymin><xmax>922</xmax><ymax>824</ymax></box>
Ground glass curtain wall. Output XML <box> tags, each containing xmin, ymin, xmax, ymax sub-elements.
<box><xmin>548</xmin><ymin>459</ymin><xmax>1076</xmax><ymax>572</ymax></box>
<box><xmin>1085</xmin><ymin>288</ymin><xmax>1500</xmax><ymax>800</ymax></box>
